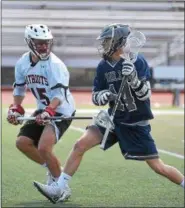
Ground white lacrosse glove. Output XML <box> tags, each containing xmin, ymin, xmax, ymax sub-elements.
<box><xmin>93</xmin><ymin>110</ymin><xmax>115</xmax><ymax>131</ymax></box>
<box><xmin>122</xmin><ymin>60</ymin><xmax>140</xmax><ymax>88</ymax></box>
<box><xmin>96</xmin><ymin>90</ymin><xmax>117</xmax><ymax>106</ymax></box>
<box><xmin>36</xmin><ymin>106</ymin><xmax>56</xmax><ymax>125</ymax></box>
<box><xmin>7</xmin><ymin>104</ymin><xmax>25</xmax><ymax>125</ymax></box>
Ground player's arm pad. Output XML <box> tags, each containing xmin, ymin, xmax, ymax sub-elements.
<box><xmin>13</xmin><ymin>82</ymin><xmax>26</xmax><ymax>97</ymax></box>
<box><xmin>131</xmin><ymin>80</ymin><xmax>151</xmax><ymax>101</ymax></box>
<box><xmin>51</xmin><ymin>83</ymin><xmax>69</xmax><ymax>103</ymax></box>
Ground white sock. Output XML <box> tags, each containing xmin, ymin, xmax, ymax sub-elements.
<box><xmin>41</xmin><ymin>163</ymin><xmax>63</xmax><ymax>181</ymax></box>
<box><xmin>54</xmin><ymin>177</ymin><xmax>60</xmax><ymax>182</ymax></box>
<box><xmin>41</xmin><ymin>163</ymin><xmax>47</xmax><ymax>168</ymax></box>
<box><xmin>57</xmin><ymin>172</ymin><xmax>72</xmax><ymax>189</ymax></box>
<box><xmin>41</xmin><ymin>163</ymin><xmax>51</xmax><ymax>172</ymax></box>
<box><xmin>180</xmin><ymin>179</ymin><xmax>184</xmax><ymax>188</ymax></box>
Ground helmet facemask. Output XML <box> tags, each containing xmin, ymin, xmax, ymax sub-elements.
<box><xmin>96</xmin><ymin>24</ymin><xmax>130</xmax><ymax>59</ymax></box>
<box><xmin>97</xmin><ymin>37</ymin><xmax>113</xmax><ymax>57</ymax></box>
<box><xmin>26</xmin><ymin>38</ymin><xmax>53</xmax><ymax>60</ymax></box>
<box><xmin>24</xmin><ymin>24</ymin><xmax>53</xmax><ymax>61</ymax></box>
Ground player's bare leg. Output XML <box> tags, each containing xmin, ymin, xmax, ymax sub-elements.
<box><xmin>38</xmin><ymin>124</ymin><xmax>62</xmax><ymax>178</ymax></box>
<box><xmin>62</xmin><ymin>128</ymin><xmax>102</xmax><ymax>176</ymax></box>
<box><xmin>16</xmin><ymin>136</ymin><xmax>45</xmax><ymax>164</ymax></box>
<box><xmin>33</xmin><ymin>128</ymin><xmax>102</xmax><ymax>203</ymax></box>
<box><xmin>146</xmin><ymin>158</ymin><xmax>184</xmax><ymax>188</ymax></box>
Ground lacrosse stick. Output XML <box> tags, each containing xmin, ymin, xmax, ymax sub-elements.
<box><xmin>100</xmin><ymin>31</ymin><xmax>146</xmax><ymax>149</ymax></box>
<box><xmin>17</xmin><ymin>116</ymin><xmax>93</xmax><ymax>122</ymax></box>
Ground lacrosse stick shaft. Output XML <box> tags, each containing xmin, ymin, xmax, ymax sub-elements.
<box><xmin>100</xmin><ymin>76</ymin><xmax>127</xmax><ymax>149</ymax></box>
<box><xmin>100</xmin><ymin>31</ymin><xmax>146</xmax><ymax>150</ymax></box>
<box><xmin>17</xmin><ymin>116</ymin><xmax>93</xmax><ymax>121</ymax></box>
<box><xmin>109</xmin><ymin>76</ymin><xmax>127</xmax><ymax>118</ymax></box>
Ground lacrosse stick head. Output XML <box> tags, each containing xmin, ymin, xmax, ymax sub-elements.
<box><xmin>121</xmin><ymin>30</ymin><xmax>146</xmax><ymax>63</ymax></box>
<box><xmin>93</xmin><ymin>110</ymin><xmax>115</xmax><ymax>131</ymax></box>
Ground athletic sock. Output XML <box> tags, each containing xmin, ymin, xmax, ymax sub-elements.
<box><xmin>41</xmin><ymin>163</ymin><xmax>63</xmax><ymax>180</ymax></box>
<box><xmin>41</xmin><ymin>163</ymin><xmax>47</xmax><ymax>168</ymax></box>
<box><xmin>54</xmin><ymin>177</ymin><xmax>60</xmax><ymax>182</ymax></box>
<box><xmin>180</xmin><ymin>179</ymin><xmax>184</xmax><ymax>188</ymax></box>
<box><xmin>41</xmin><ymin>163</ymin><xmax>51</xmax><ymax>173</ymax></box>
<box><xmin>57</xmin><ymin>172</ymin><xmax>72</xmax><ymax>189</ymax></box>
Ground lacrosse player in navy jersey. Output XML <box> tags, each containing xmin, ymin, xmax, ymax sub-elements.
<box><xmin>7</xmin><ymin>24</ymin><xmax>75</xmax><ymax>197</ymax></box>
<box><xmin>33</xmin><ymin>23</ymin><xmax>184</xmax><ymax>204</ymax></box>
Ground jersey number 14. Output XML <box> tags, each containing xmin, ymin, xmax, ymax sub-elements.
<box><xmin>109</xmin><ymin>84</ymin><xmax>137</xmax><ymax>112</ymax></box>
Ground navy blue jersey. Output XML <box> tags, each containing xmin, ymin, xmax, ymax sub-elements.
<box><xmin>93</xmin><ymin>54</ymin><xmax>154</xmax><ymax>124</ymax></box>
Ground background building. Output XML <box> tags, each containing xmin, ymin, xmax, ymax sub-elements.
<box><xmin>2</xmin><ymin>0</ymin><xmax>184</xmax><ymax>105</ymax></box>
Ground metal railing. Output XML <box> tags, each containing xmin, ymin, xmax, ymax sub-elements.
<box><xmin>149</xmin><ymin>32</ymin><xmax>184</xmax><ymax>67</ymax></box>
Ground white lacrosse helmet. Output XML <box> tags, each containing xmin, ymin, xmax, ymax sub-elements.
<box><xmin>24</xmin><ymin>24</ymin><xmax>53</xmax><ymax>60</ymax></box>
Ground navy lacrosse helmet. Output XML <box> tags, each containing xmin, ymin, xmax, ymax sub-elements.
<box><xmin>96</xmin><ymin>23</ymin><xmax>131</xmax><ymax>59</ymax></box>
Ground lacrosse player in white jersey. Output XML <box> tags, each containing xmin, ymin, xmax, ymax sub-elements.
<box><xmin>7</xmin><ymin>24</ymin><xmax>75</xmax><ymax>199</ymax></box>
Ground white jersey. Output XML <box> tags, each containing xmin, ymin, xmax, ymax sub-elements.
<box><xmin>13</xmin><ymin>52</ymin><xmax>75</xmax><ymax>116</ymax></box>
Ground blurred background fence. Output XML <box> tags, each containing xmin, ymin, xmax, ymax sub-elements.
<box><xmin>1</xmin><ymin>0</ymin><xmax>184</xmax><ymax>106</ymax></box>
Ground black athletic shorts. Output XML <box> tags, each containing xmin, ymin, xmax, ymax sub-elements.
<box><xmin>17</xmin><ymin>109</ymin><xmax>75</xmax><ymax>147</ymax></box>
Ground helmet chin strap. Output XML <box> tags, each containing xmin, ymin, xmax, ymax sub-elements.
<box><xmin>30</xmin><ymin>47</ymin><xmax>50</xmax><ymax>61</ymax></box>
<box><xmin>30</xmin><ymin>51</ymin><xmax>40</xmax><ymax>64</ymax></box>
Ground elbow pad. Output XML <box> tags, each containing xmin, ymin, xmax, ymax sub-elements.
<box><xmin>132</xmin><ymin>81</ymin><xmax>151</xmax><ymax>101</ymax></box>
<box><xmin>50</xmin><ymin>88</ymin><xmax>66</xmax><ymax>104</ymax></box>
<box><xmin>51</xmin><ymin>83</ymin><xmax>69</xmax><ymax>103</ymax></box>
<box><xmin>13</xmin><ymin>83</ymin><xmax>26</xmax><ymax>96</ymax></box>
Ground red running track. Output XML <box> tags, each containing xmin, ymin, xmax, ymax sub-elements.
<box><xmin>2</xmin><ymin>91</ymin><xmax>184</xmax><ymax>107</ymax></box>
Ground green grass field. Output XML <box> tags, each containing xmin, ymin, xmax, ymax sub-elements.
<box><xmin>2</xmin><ymin>105</ymin><xmax>184</xmax><ymax>207</ymax></box>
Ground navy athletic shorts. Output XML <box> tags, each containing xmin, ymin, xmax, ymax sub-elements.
<box><xmin>88</xmin><ymin>123</ymin><xmax>159</xmax><ymax>161</ymax></box>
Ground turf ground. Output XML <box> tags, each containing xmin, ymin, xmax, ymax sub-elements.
<box><xmin>2</xmin><ymin>91</ymin><xmax>184</xmax><ymax>207</ymax></box>
<box><xmin>2</xmin><ymin>106</ymin><xmax>184</xmax><ymax>207</ymax></box>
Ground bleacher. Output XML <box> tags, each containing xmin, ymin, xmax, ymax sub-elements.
<box><xmin>2</xmin><ymin>0</ymin><xmax>184</xmax><ymax>68</ymax></box>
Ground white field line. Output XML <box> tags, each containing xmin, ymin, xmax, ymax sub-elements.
<box><xmin>157</xmin><ymin>149</ymin><xmax>184</xmax><ymax>160</ymax></box>
<box><xmin>18</xmin><ymin>108</ymin><xmax>184</xmax><ymax>116</ymax></box>
<box><xmin>154</xmin><ymin>118</ymin><xmax>184</xmax><ymax>127</ymax></box>
<box><xmin>70</xmin><ymin>126</ymin><xmax>184</xmax><ymax>160</ymax></box>
<box><xmin>76</xmin><ymin>109</ymin><xmax>184</xmax><ymax>115</ymax></box>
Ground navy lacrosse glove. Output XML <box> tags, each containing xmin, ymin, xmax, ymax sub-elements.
<box><xmin>122</xmin><ymin>60</ymin><xmax>140</xmax><ymax>88</ymax></box>
<box><xmin>96</xmin><ymin>90</ymin><xmax>117</xmax><ymax>106</ymax></box>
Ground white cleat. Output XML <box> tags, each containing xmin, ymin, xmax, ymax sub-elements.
<box><xmin>33</xmin><ymin>181</ymin><xmax>63</xmax><ymax>204</ymax></box>
<box><xmin>33</xmin><ymin>181</ymin><xmax>71</xmax><ymax>204</ymax></box>
<box><xmin>58</xmin><ymin>185</ymin><xmax>71</xmax><ymax>202</ymax></box>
